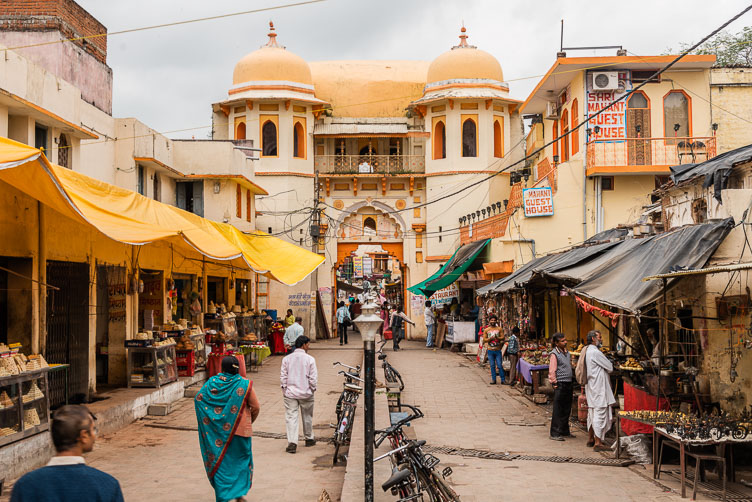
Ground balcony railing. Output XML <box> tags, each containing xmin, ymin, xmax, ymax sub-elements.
<box><xmin>586</xmin><ymin>137</ymin><xmax>717</xmax><ymax>172</ymax></box>
<box><xmin>315</xmin><ymin>154</ymin><xmax>425</xmax><ymax>175</ymax></box>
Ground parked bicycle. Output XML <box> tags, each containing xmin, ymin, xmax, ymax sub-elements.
<box><xmin>375</xmin><ymin>404</ymin><xmax>460</xmax><ymax>501</ymax></box>
<box><xmin>378</xmin><ymin>340</ymin><xmax>405</xmax><ymax>391</ymax></box>
<box><xmin>332</xmin><ymin>361</ymin><xmax>363</xmax><ymax>465</ymax></box>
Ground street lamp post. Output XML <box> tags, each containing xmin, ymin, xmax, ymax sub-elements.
<box><xmin>353</xmin><ymin>294</ymin><xmax>383</xmax><ymax>502</ymax></box>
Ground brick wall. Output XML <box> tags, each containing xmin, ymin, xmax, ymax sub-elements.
<box><xmin>0</xmin><ymin>0</ymin><xmax>107</xmax><ymax>64</ymax></box>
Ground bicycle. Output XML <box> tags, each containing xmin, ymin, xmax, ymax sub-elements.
<box><xmin>378</xmin><ymin>340</ymin><xmax>405</xmax><ymax>391</ymax></box>
<box><xmin>375</xmin><ymin>404</ymin><xmax>460</xmax><ymax>502</ymax></box>
<box><xmin>332</xmin><ymin>363</ymin><xmax>363</xmax><ymax>465</ymax></box>
<box><xmin>333</xmin><ymin>361</ymin><xmax>361</xmax><ymax>421</ymax></box>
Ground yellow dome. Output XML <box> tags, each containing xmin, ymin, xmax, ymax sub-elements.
<box><xmin>232</xmin><ymin>23</ymin><xmax>312</xmax><ymax>86</ymax></box>
<box><xmin>427</xmin><ymin>27</ymin><xmax>503</xmax><ymax>84</ymax></box>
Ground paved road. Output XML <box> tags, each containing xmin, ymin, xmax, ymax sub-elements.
<box><xmin>2</xmin><ymin>336</ymin><xmax>700</xmax><ymax>501</ymax></box>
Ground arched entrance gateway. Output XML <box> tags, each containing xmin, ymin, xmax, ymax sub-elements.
<box><xmin>334</xmin><ymin>203</ymin><xmax>407</xmax><ymax>320</ymax></box>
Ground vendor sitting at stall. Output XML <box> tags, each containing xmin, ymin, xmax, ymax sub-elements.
<box><xmin>483</xmin><ymin>315</ymin><xmax>505</xmax><ymax>385</ymax></box>
<box><xmin>284</xmin><ymin>309</ymin><xmax>296</xmax><ymax>328</ymax></box>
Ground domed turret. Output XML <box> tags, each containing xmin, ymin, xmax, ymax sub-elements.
<box><xmin>232</xmin><ymin>22</ymin><xmax>313</xmax><ymax>86</ymax></box>
<box><xmin>426</xmin><ymin>27</ymin><xmax>504</xmax><ymax>84</ymax></box>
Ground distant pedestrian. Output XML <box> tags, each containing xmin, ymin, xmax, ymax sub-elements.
<box><xmin>390</xmin><ymin>304</ymin><xmax>415</xmax><ymax>351</ymax></box>
<box><xmin>424</xmin><ymin>300</ymin><xmax>436</xmax><ymax>348</ymax></box>
<box><xmin>548</xmin><ymin>333</ymin><xmax>574</xmax><ymax>441</ymax></box>
<box><xmin>195</xmin><ymin>356</ymin><xmax>260</xmax><ymax>502</ymax></box>
<box><xmin>584</xmin><ymin>330</ymin><xmax>616</xmax><ymax>451</ymax></box>
<box><xmin>336</xmin><ymin>301</ymin><xmax>351</xmax><ymax>345</ymax></box>
<box><xmin>482</xmin><ymin>315</ymin><xmax>504</xmax><ymax>384</ymax></box>
<box><xmin>506</xmin><ymin>326</ymin><xmax>521</xmax><ymax>384</ymax></box>
<box><xmin>283</xmin><ymin>316</ymin><xmax>304</xmax><ymax>353</ymax></box>
<box><xmin>280</xmin><ymin>336</ymin><xmax>318</xmax><ymax>453</ymax></box>
<box><xmin>11</xmin><ymin>405</ymin><xmax>124</xmax><ymax>502</ymax></box>
<box><xmin>284</xmin><ymin>308</ymin><xmax>295</xmax><ymax>328</ymax></box>
<box><xmin>379</xmin><ymin>302</ymin><xmax>390</xmax><ymax>341</ymax></box>
<box><xmin>352</xmin><ymin>298</ymin><xmax>362</xmax><ymax>319</ymax></box>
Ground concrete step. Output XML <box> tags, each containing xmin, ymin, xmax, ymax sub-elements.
<box><xmin>147</xmin><ymin>402</ymin><xmax>175</xmax><ymax>416</ymax></box>
<box><xmin>184</xmin><ymin>386</ymin><xmax>201</xmax><ymax>398</ymax></box>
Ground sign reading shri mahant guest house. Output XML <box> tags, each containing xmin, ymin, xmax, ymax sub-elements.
<box><xmin>522</xmin><ymin>187</ymin><xmax>554</xmax><ymax>217</ymax></box>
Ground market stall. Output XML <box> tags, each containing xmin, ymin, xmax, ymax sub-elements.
<box><xmin>126</xmin><ymin>337</ymin><xmax>178</xmax><ymax>388</ymax></box>
<box><xmin>0</xmin><ymin>345</ymin><xmax>51</xmax><ymax>446</ymax></box>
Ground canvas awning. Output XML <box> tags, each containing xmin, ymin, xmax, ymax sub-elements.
<box><xmin>408</xmin><ymin>239</ymin><xmax>490</xmax><ymax>298</ymax></box>
<box><xmin>571</xmin><ymin>218</ymin><xmax>734</xmax><ymax>312</ymax></box>
<box><xmin>477</xmin><ymin>241</ymin><xmax>619</xmax><ymax>295</ymax></box>
<box><xmin>0</xmin><ymin>137</ymin><xmax>323</xmax><ymax>286</ymax></box>
<box><xmin>670</xmin><ymin>143</ymin><xmax>752</xmax><ymax>202</ymax></box>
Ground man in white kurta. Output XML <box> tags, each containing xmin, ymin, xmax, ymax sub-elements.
<box><xmin>584</xmin><ymin>330</ymin><xmax>616</xmax><ymax>449</ymax></box>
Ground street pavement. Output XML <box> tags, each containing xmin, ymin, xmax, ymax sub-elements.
<box><xmin>1</xmin><ymin>335</ymin><xmax>699</xmax><ymax>501</ymax></box>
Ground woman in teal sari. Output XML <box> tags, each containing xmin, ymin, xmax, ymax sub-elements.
<box><xmin>195</xmin><ymin>356</ymin><xmax>260</xmax><ymax>502</ymax></box>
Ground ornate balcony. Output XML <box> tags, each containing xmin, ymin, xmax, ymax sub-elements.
<box><xmin>314</xmin><ymin>154</ymin><xmax>425</xmax><ymax>175</ymax></box>
<box><xmin>586</xmin><ymin>137</ymin><xmax>717</xmax><ymax>175</ymax></box>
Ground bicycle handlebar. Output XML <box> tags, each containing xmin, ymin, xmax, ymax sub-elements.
<box><xmin>338</xmin><ymin>370</ymin><xmax>364</xmax><ymax>382</ymax></box>
<box><xmin>374</xmin><ymin>404</ymin><xmax>424</xmax><ymax>447</ymax></box>
<box><xmin>373</xmin><ymin>440</ymin><xmax>425</xmax><ymax>462</ymax></box>
<box><xmin>333</xmin><ymin>361</ymin><xmax>361</xmax><ymax>372</ymax></box>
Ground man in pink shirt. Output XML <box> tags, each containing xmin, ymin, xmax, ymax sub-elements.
<box><xmin>280</xmin><ymin>336</ymin><xmax>318</xmax><ymax>453</ymax></box>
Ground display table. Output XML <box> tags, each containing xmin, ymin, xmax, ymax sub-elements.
<box><xmin>127</xmin><ymin>344</ymin><xmax>178</xmax><ymax>388</ymax></box>
<box><xmin>621</xmin><ymin>381</ymin><xmax>670</xmax><ymax>435</ymax></box>
<box><xmin>0</xmin><ymin>369</ymin><xmax>51</xmax><ymax>447</ymax></box>
<box><xmin>269</xmin><ymin>330</ymin><xmax>285</xmax><ymax>355</ymax></box>
<box><xmin>238</xmin><ymin>344</ymin><xmax>271</xmax><ymax>373</ymax></box>
<box><xmin>517</xmin><ymin>358</ymin><xmax>549</xmax><ymax>385</ymax></box>
<box><xmin>206</xmin><ymin>353</ymin><xmax>247</xmax><ymax>378</ymax></box>
<box><xmin>189</xmin><ymin>333</ymin><xmax>207</xmax><ymax>368</ymax></box>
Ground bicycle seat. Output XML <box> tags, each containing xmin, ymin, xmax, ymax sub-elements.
<box><xmin>344</xmin><ymin>383</ymin><xmax>362</xmax><ymax>393</ymax></box>
<box><xmin>378</xmin><ymin>354</ymin><xmax>387</xmax><ymax>360</ymax></box>
<box><xmin>415</xmin><ymin>439</ymin><xmax>426</xmax><ymax>447</ymax></box>
<box><xmin>382</xmin><ymin>467</ymin><xmax>411</xmax><ymax>491</ymax></box>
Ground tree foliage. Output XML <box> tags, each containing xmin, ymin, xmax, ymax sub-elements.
<box><xmin>668</xmin><ymin>27</ymin><xmax>752</xmax><ymax>67</ymax></box>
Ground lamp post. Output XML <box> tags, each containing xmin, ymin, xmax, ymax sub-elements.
<box><xmin>353</xmin><ymin>293</ymin><xmax>383</xmax><ymax>502</ymax></box>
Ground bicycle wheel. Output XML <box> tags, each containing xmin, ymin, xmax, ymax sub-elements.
<box><xmin>343</xmin><ymin>404</ymin><xmax>356</xmax><ymax>443</ymax></box>
<box><xmin>385</xmin><ymin>365</ymin><xmax>405</xmax><ymax>391</ymax></box>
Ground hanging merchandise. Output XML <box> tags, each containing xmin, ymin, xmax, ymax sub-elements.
<box><xmin>574</xmin><ymin>295</ymin><xmax>621</xmax><ymax>327</ymax></box>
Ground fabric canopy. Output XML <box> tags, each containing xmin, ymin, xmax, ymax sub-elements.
<box><xmin>477</xmin><ymin>241</ymin><xmax>619</xmax><ymax>295</ymax></box>
<box><xmin>571</xmin><ymin>218</ymin><xmax>734</xmax><ymax>312</ymax></box>
<box><xmin>671</xmin><ymin>143</ymin><xmax>752</xmax><ymax>203</ymax></box>
<box><xmin>0</xmin><ymin>137</ymin><xmax>323</xmax><ymax>286</ymax></box>
<box><xmin>408</xmin><ymin>239</ymin><xmax>490</xmax><ymax>298</ymax></box>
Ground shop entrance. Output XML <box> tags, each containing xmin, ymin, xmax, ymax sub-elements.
<box><xmin>95</xmin><ymin>265</ymin><xmax>127</xmax><ymax>386</ymax></box>
<box><xmin>207</xmin><ymin>276</ymin><xmax>227</xmax><ymax>307</ymax></box>
<box><xmin>138</xmin><ymin>269</ymin><xmax>164</xmax><ymax>330</ymax></box>
<box><xmin>46</xmin><ymin>260</ymin><xmax>89</xmax><ymax>408</ymax></box>
<box><xmin>335</xmin><ymin>242</ymin><xmax>405</xmax><ymax>309</ymax></box>
<box><xmin>173</xmin><ymin>274</ymin><xmax>196</xmax><ymax>321</ymax></box>
<box><xmin>0</xmin><ymin>257</ymin><xmax>33</xmax><ymax>347</ymax></box>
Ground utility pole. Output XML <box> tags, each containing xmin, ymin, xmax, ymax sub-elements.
<box><xmin>311</xmin><ymin>171</ymin><xmax>321</xmax><ymax>339</ymax></box>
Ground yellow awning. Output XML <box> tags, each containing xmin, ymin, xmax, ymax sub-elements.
<box><xmin>0</xmin><ymin>137</ymin><xmax>323</xmax><ymax>285</ymax></box>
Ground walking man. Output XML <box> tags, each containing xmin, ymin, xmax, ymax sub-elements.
<box><xmin>11</xmin><ymin>405</ymin><xmax>124</xmax><ymax>502</ymax></box>
<box><xmin>280</xmin><ymin>336</ymin><xmax>317</xmax><ymax>453</ymax></box>
<box><xmin>336</xmin><ymin>301</ymin><xmax>351</xmax><ymax>345</ymax></box>
<box><xmin>506</xmin><ymin>326</ymin><xmax>520</xmax><ymax>385</ymax></box>
<box><xmin>548</xmin><ymin>333</ymin><xmax>574</xmax><ymax>441</ymax></box>
<box><xmin>390</xmin><ymin>304</ymin><xmax>415</xmax><ymax>351</ymax></box>
<box><xmin>584</xmin><ymin>330</ymin><xmax>616</xmax><ymax>451</ymax></box>
<box><xmin>424</xmin><ymin>300</ymin><xmax>436</xmax><ymax>348</ymax></box>
<box><xmin>283</xmin><ymin>316</ymin><xmax>304</xmax><ymax>354</ymax></box>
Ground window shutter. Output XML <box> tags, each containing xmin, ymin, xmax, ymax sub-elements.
<box><xmin>246</xmin><ymin>190</ymin><xmax>251</xmax><ymax>222</ymax></box>
<box><xmin>236</xmin><ymin>184</ymin><xmax>242</xmax><ymax>218</ymax></box>
<box><xmin>193</xmin><ymin>181</ymin><xmax>204</xmax><ymax>217</ymax></box>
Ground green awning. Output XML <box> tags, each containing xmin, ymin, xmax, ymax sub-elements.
<box><xmin>408</xmin><ymin>239</ymin><xmax>491</xmax><ymax>298</ymax></box>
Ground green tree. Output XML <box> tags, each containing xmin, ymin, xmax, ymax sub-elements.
<box><xmin>668</xmin><ymin>26</ymin><xmax>752</xmax><ymax>67</ymax></box>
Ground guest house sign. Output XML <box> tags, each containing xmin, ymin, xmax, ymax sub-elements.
<box><xmin>522</xmin><ymin>187</ymin><xmax>554</xmax><ymax>217</ymax></box>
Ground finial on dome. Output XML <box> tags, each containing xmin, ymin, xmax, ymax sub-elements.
<box><xmin>452</xmin><ymin>25</ymin><xmax>476</xmax><ymax>50</ymax></box>
<box><xmin>265</xmin><ymin>21</ymin><xmax>280</xmax><ymax>48</ymax></box>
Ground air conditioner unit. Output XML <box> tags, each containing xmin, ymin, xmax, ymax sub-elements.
<box><xmin>592</xmin><ymin>71</ymin><xmax>619</xmax><ymax>91</ymax></box>
<box><xmin>545</xmin><ymin>101</ymin><xmax>560</xmax><ymax>120</ymax></box>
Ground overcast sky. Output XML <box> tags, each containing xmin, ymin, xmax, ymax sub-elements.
<box><xmin>73</xmin><ymin>0</ymin><xmax>751</xmax><ymax>138</ymax></box>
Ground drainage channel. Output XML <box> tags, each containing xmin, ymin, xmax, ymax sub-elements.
<box><xmin>145</xmin><ymin>424</ymin><xmax>632</xmax><ymax>467</ymax></box>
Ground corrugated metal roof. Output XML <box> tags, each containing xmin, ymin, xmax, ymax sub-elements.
<box><xmin>642</xmin><ymin>262</ymin><xmax>752</xmax><ymax>281</ymax></box>
<box><xmin>313</xmin><ymin>118</ymin><xmax>409</xmax><ymax>136</ymax></box>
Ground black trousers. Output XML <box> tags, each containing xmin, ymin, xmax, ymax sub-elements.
<box><xmin>339</xmin><ymin>322</ymin><xmax>348</xmax><ymax>344</ymax></box>
<box><xmin>550</xmin><ymin>381</ymin><xmax>573</xmax><ymax>437</ymax></box>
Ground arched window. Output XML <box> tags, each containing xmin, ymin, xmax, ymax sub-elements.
<box><xmin>235</xmin><ymin>121</ymin><xmax>246</xmax><ymax>140</ymax></box>
<box><xmin>363</xmin><ymin>217</ymin><xmax>377</xmax><ymax>236</ymax></box>
<box><xmin>560</xmin><ymin>109</ymin><xmax>570</xmax><ymax>162</ymax></box>
<box><xmin>58</xmin><ymin>133</ymin><xmax>70</xmax><ymax>169</ymax></box>
<box><xmin>552</xmin><ymin>120</ymin><xmax>559</xmax><ymax>159</ymax></box>
<box><xmin>462</xmin><ymin>119</ymin><xmax>476</xmax><ymax>157</ymax></box>
<box><xmin>628</xmin><ymin>91</ymin><xmax>652</xmax><ymax>165</ymax></box>
<box><xmin>570</xmin><ymin>99</ymin><xmax>579</xmax><ymax>155</ymax></box>
<box><xmin>433</xmin><ymin>120</ymin><xmax>446</xmax><ymax>160</ymax></box>
<box><xmin>293</xmin><ymin>121</ymin><xmax>305</xmax><ymax>158</ymax></box>
<box><xmin>493</xmin><ymin>119</ymin><xmax>503</xmax><ymax>158</ymax></box>
<box><xmin>262</xmin><ymin>120</ymin><xmax>277</xmax><ymax>156</ymax></box>
<box><xmin>664</xmin><ymin>91</ymin><xmax>690</xmax><ymax>141</ymax></box>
